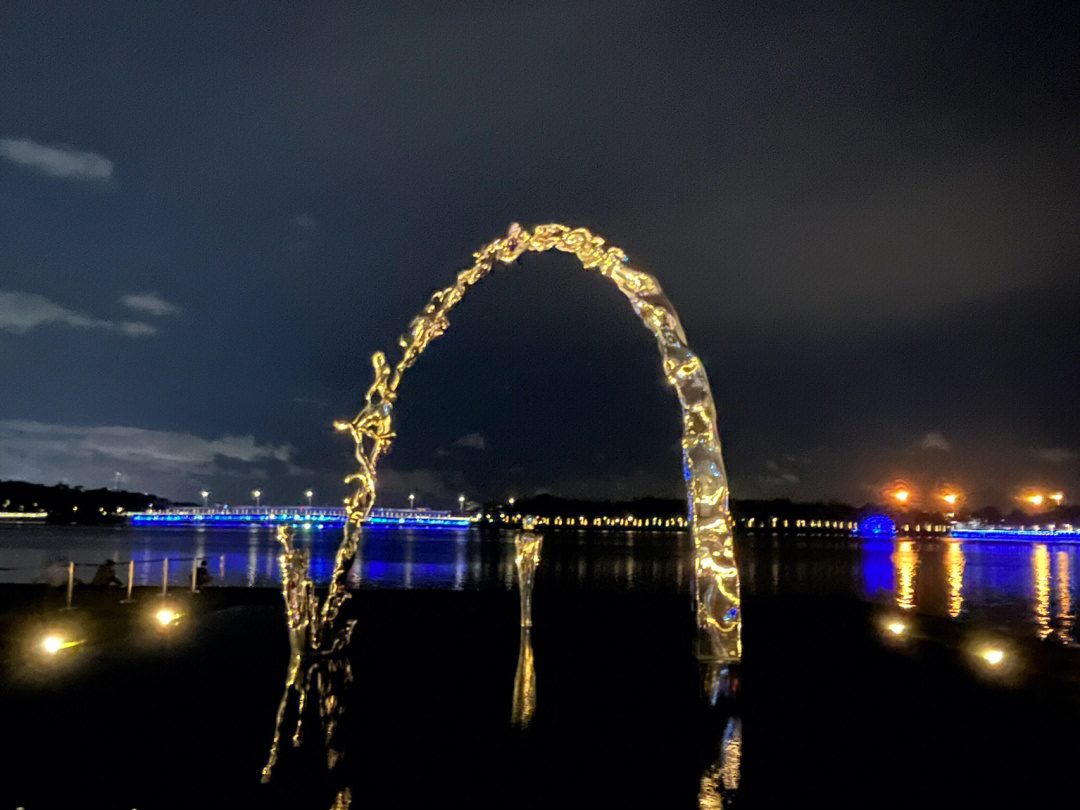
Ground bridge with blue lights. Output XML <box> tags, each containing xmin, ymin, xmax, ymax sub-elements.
<box><xmin>128</xmin><ymin>506</ymin><xmax>478</xmax><ymax>530</ymax></box>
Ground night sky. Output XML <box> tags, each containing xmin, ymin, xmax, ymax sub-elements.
<box><xmin>2</xmin><ymin>2</ymin><xmax>1078</xmax><ymax>509</ymax></box>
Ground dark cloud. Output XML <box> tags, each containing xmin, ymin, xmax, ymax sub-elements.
<box><xmin>1</xmin><ymin>1</ymin><xmax>1077</xmax><ymax>506</ymax></box>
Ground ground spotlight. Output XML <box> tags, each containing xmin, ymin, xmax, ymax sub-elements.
<box><xmin>40</xmin><ymin>633</ymin><xmax>82</xmax><ymax>656</ymax></box>
<box><xmin>965</xmin><ymin>635</ymin><xmax>1020</xmax><ymax>683</ymax></box>
<box><xmin>877</xmin><ymin>612</ymin><xmax>913</xmax><ymax>647</ymax></box>
<box><xmin>153</xmin><ymin>605</ymin><xmax>182</xmax><ymax>627</ymax></box>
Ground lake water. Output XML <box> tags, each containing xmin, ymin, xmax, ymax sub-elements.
<box><xmin>6</xmin><ymin>524</ymin><xmax>1080</xmax><ymax>807</ymax></box>
<box><xmin>2</xmin><ymin>523</ymin><xmax>1078</xmax><ymax>643</ymax></box>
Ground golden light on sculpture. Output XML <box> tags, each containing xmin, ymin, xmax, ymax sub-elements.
<box><xmin>264</xmin><ymin>223</ymin><xmax>742</xmax><ymax>795</ymax></box>
<box><xmin>514</xmin><ymin>520</ymin><xmax>543</xmax><ymax>628</ymax></box>
<box><xmin>321</xmin><ymin>223</ymin><xmax>737</xmax><ymax>661</ymax></box>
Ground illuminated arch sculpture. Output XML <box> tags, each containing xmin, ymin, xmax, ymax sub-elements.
<box><xmin>276</xmin><ymin>222</ymin><xmax>740</xmax><ymax>663</ymax></box>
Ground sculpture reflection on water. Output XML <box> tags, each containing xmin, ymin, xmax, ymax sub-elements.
<box><xmin>512</xmin><ymin>519</ymin><xmax>542</xmax><ymax>727</ymax></box>
<box><xmin>263</xmin><ymin>223</ymin><xmax>743</xmax><ymax>802</ymax></box>
<box><xmin>512</xmin><ymin>628</ymin><xmax>537</xmax><ymax>728</ymax></box>
<box><xmin>699</xmin><ymin>716</ymin><xmax>742</xmax><ymax>810</ymax></box>
<box><xmin>262</xmin><ymin>526</ymin><xmax>354</xmax><ymax>808</ymax></box>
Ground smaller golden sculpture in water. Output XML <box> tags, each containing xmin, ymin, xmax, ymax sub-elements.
<box><xmin>512</xmin><ymin>628</ymin><xmax>537</xmax><ymax>728</ymax></box>
<box><xmin>514</xmin><ymin>518</ymin><xmax>543</xmax><ymax>628</ymax></box>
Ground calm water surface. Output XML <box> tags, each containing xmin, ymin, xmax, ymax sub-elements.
<box><xmin>2</xmin><ymin>523</ymin><xmax>1078</xmax><ymax>642</ymax></box>
<box><xmin>6</xmin><ymin>524</ymin><xmax>1080</xmax><ymax>807</ymax></box>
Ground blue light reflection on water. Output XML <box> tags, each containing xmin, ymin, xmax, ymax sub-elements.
<box><xmin>0</xmin><ymin>524</ymin><xmax>691</xmax><ymax>593</ymax></box>
<box><xmin>4</xmin><ymin>525</ymin><xmax>1079</xmax><ymax>641</ymax></box>
<box><xmin>859</xmin><ymin>538</ymin><xmax>1080</xmax><ymax>637</ymax></box>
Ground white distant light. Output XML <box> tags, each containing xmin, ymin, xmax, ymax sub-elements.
<box><xmin>42</xmin><ymin>635</ymin><xmax>63</xmax><ymax>654</ymax></box>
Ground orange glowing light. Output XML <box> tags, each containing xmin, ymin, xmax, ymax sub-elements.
<box><xmin>1027</xmin><ymin>494</ymin><xmax>1045</xmax><ymax>507</ymax></box>
<box><xmin>893</xmin><ymin>489</ymin><xmax>910</xmax><ymax>503</ymax></box>
<box><xmin>941</xmin><ymin>492</ymin><xmax>958</xmax><ymax>506</ymax></box>
<box><xmin>1050</xmin><ymin>492</ymin><xmax>1064</xmax><ymax>505</ymax></box>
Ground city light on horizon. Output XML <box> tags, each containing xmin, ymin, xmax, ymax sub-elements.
<box><xmin>888</xmin><ymin>487</ymin><xmax>911</xmax><ymax>505</ymax></box>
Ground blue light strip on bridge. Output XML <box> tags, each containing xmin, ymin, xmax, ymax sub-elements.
<box><xmin>951</xmin><ymin>528</ymin><xmax>1080</xmax><ymax>542</ymax></box>
<box><xmin>129</xmin><ymin>510</ymin><xmax>475</xmax><ymax>530</ymax></box>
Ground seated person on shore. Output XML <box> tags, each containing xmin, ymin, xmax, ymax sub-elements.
<box><xmin>91</xmin><ymin>559</ymin><xmax>123</xmax><ymax>587</ymax></box>
<box><xmin>195</xmin><ymin>559</ymin><xmax>213</xmax><ymax>589</ymax></box>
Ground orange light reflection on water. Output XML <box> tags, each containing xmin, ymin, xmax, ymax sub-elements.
<box><xmin>1034</xmin><ymin>544</ymin><xmax>1051</xmax><ymax>640</ymax></box>
<box><xmin>1057</xmin><ymin>550</ymin><xmax>1074</xmax><ymax>644</ymax></box>
<box><xmin>945</xmin><ymin>541</ymin><xmax>965</xmax><ymax>618</ymax></box>
<box><xmin>894</xmin><ymin>540</ymin><xmax>918</xmax><ymax>611</ymax></box>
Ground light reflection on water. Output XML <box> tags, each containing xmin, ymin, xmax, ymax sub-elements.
<box><xmin>0</xmin><ymin>524</ymin><xmax>692</xmax><ymax>593</ymax></box>
<box><xmin>744</xmin><ymin>535</ymin><xmax>1080</xmax><ymax>643</ymax></box>
<box><xmin>5</xmin><ymin>525</ymin><xmax>1080</xmax><ymax>643</ymax></box>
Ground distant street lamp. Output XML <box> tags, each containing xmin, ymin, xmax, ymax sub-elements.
<box><xmin>305</xmin><ymin>489</ymin><xmax>314</xmax><ymax>508</ymax></box>
<box><xmin>1050</xmin><ymin>491</ymin><xmax>1065</xmax><ymax>506</ymax></box>
<box><xmin>409</xmin><ymin>493</ymin><xmax>415</xmax><ymax>510</ymax></box>
<box><xmin>200</xmin><ymin>489</ymin><xmax>209</xmax><ymax>508</ymax></box>
<box><xmin>252</xmin><ymin>489</ymin><xmax>262</xmax><ymax>507</ymax></box>
<box><xmin>940</xmin><ymin>490</ymin><xmax>960</xmax><ymax>520</ymax></box>
<box><xmin>1027</xmin><ymin>493</ymin><xmax>1045</xmax><ymax>507</ymax></box>
<box><xmin>891</xmin><ymin>489</ymin><xmax>910</xmax><ymax>505</ymax></box>
<box><xmin>508</xmin><ymin>496</ymin><xmax>516</xmax><ymax>507</ymax></box>
<box><xmin>458</xmin><ymin>494</ymin><xmax>465</xmax><ymax>514</ymax></box>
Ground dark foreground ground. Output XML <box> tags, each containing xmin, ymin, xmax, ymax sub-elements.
<box><xmin>2</xmin><ymin>581</ymin><xmax>1080</xmax><ymax>809</ymax></box>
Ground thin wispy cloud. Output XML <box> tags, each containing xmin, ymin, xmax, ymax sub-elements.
<box><xmin>121</xmin><ymin>292</ymin><xmax>180</xmax><ymax>317</ymax></box>
<box><xmin>0</xmin><ymin>420</ymin><xmax>294</xmax><ymax>494</ymax></box>
<box><xmin>452</xmin><ymin>432</ymin><xmax>486</xmax><ymax>450</ymax></box>
<box><xmin>0</xmin><ymin>137</ymin><xmax>114</xmax><ymax>181</ymax></box>
<box><xmin>920</xmin><ymin>432</ymin><xmax>951</xmax><ymax>451</ymax></box>
<box><xmin>291</xmin><ymin>212</ymin><xmax>318</xmax><ymax>229</ymax></box>
<box><xmin>0</xmin><ymin>291</ymin><xmax>155</xmax><ymax>337</ymax></box>
<box><xmin>1036</xmin><ymin>447</ymin><xmax>1078</xmax><ymax>464</ymax></box>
